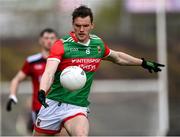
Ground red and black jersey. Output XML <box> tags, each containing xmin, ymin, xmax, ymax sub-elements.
<box><xmin>21</xmin><ymin>53</ymin><xmax>46</xmax><ymax>111</ymax></box>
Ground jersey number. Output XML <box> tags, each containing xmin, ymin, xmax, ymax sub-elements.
<box><xmin>86</xmin><ymin>48</ymin><xmax>90</xmax><ymax>54</ymax></box>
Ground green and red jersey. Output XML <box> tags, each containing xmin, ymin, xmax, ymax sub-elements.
<box><xmin>47</xmin><ymin>32</ymin><xmax>111</xmax><ymax>107</ymax></box>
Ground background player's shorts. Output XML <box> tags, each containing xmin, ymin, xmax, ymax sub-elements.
<box><xmin>32</xmin><ymin>110</ymin><xmax>39</xmax><ymax>124</ymax></box>
<box><xmin>34</xmin><ymin>98</ymin><xmax>89</xmax><ymax>134</ymax></box>
<box><xmin>27</xmin><ymin>110</ymin><xmax>39</xmax><ymax>132</ymax></box>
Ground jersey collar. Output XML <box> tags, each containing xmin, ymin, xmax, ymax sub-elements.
<box><xmin>78</xmin><ymin>39</ymin><xmax>90</xmax><ymax>46</ymax></box>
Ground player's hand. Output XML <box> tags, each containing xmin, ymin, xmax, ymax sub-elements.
<box><xmin>38</xmin><ymin>90</ymin><xmax>49</xmax><ymax>108</ymax></box>
<box><xmin>141</xmin><ymin>58</ymin><xmax>165</xmax><ymax>73</ymax></box>
<box><xmin>6</xmin><ymin>95</ymin><xmax>18</xmax><ymax>111</ymax></box>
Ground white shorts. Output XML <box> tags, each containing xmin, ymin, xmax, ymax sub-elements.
<box><xmin>34</xmin><ymin>98</ymin><xmax>89</xmax><ymax>134</ymax></box>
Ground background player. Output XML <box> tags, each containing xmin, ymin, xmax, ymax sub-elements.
<box><xmin>6</xmin><ymin>28</ymin><xmax>58</xmax><ymax>132</ymax></box>
<box><xmin>34</xmin><ymin>6</ymin><xmax>164</xmax><ymax>136</ymax></box>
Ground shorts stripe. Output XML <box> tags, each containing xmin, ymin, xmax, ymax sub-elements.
<box><xmin>34</xmin><ymin>125</ymin><xmax>60</xmax><ymax>135</ymax></box>
<box><xmin>62</xmin><ymin>112</ymin><xmax>87</xmax><ymax>125</ymax></box>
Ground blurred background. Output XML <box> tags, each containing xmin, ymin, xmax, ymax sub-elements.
<box><xmin>0</xmin><ymin>0</ymin><xmax>180</xmax><ymax>136</ymax></box>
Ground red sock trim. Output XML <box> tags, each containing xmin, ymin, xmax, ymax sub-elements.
<box><xmin>62</xmin><ymin>112</ymin><xmax>87</xmax><ymax>126</ymax></box>
<box><xmin>34</xmin><ymin>125</ymin><xmax>60</xmax><ymax>135</ymax></box>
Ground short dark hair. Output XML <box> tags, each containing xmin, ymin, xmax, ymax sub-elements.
<box><xmin>72</xmin><ymin>5</ymin><xmax>93</xmax><ymax>23</ymax></box>
<box><xmin>40</xmin><ymin>28</ymin><xmax>57</xmax><ymax>37</ymax></box>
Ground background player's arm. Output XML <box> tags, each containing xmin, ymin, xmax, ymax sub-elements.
<box><xmin>10</xmin><ymin>71</ymin><xmax>27</xmax><ymax>96</ymax></box>
<box><xmin>6</xmin><ymin>71</ymin><xmax>27</xmax><ymax>111</ymax></box>
<box><xmin>104</xmin><ymin>50</ymin><xmax>142</xmax><ymax>66</ymax></box>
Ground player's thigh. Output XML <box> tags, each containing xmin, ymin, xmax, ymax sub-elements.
<box><xmin>64</xmin><ymin>115</ymin><xmax>89</xmax><ymax>136</ymax></box>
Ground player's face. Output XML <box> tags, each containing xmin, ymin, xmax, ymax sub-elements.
<box><xmin>39</xmin><ymin>32</ymin><xmax>57</xmax><ymax>51</ymax></box>
<box><xmin>73</xmin><ymin>16</ymin><xmax>94</xmax><ymax>43</ymax></box>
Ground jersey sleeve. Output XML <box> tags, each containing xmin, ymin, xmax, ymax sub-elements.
<box><xmin>48</xmin><ymin>40</ymin><xmax>64</xmax><ymax>62</ymax></box>
<box><xmin>21</xmin><ymin>60</ymin><xmax>31</xmax><ymax>75</ymax></box>
<box><xmin>103</xmin><ymin>43</ymin><xmax>111</xmax><ymax>57</ymax></box>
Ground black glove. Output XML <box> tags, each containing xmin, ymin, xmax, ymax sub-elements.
<box><xmin>38</xmin><ymin>90</ymin><xmax>49</xmax><ymax>108</ymax></box>
<box><xmin>141</xmin><ymin>58</ymin><xmax>165</xmax><ymax>73</ymax></box>
<box><xmin>6</xmin><ymin>95</ymin><xmax>18</xmax><ymax>111</ymax></box>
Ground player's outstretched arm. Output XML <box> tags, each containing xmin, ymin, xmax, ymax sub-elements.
<box><xmin>6</xmin><ymin>71</ymin><xmax>26</xmax><ymax>111</ymax></box>
<box><xmin>103</xmin><ymin>50</ymin><xmax>164</xmax><ymax>73</ymax></box>
<box><xmin>104</xmin><ymin>50</ymin><xmax>142</xmax><ymax>65</ymax></box>
<box><xmin>38</xmin><ymin>60</ymin><xmax>59</xmax><ymax>108</ymax></box>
